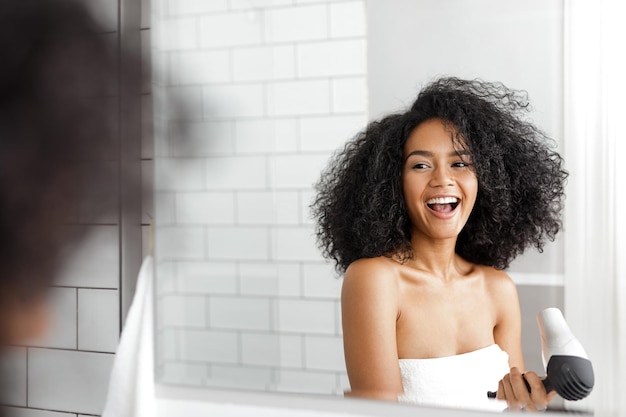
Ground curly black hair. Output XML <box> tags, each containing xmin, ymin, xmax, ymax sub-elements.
<box><xmin>312</xmin><ymin>77</ymin><xmax>568</xmax><ymax>273</ymax></box>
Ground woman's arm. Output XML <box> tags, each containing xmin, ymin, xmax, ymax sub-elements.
<box><xmin>490</xmin><ymin>271</ymin><xmax>556</xmax><ymax>410</ymax></box>
<box><xmin>341</xmin><ymin>258</ymin><xmax>403</xmax><ymax>401</ymax></box>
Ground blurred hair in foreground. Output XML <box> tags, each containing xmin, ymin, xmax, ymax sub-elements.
<box><xmin>0</xmin><ymin>0</ymin><xmax>141</xmax><ymax>355</ymax></box>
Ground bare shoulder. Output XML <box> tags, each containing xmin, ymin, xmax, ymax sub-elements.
<box><xmin>342</xmin><ymin>257</ymin><xmax>400</xmax><ymax>308</ymax></box>
<box><xmin>479</xmin><ymin>265</ymin><xmax>517</xmax><ymax>297</ymax></box>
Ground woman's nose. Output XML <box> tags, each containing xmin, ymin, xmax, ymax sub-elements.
<box><xmin>429</xmin><ymin>165</ymin><xmax>454</xmax><ymax>187</ymax></box>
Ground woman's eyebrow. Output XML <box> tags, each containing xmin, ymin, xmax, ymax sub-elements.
<box><xmin>404</xmin><ymin>150</ymin><xmax>471</xmax><ymax>161</ymax></box>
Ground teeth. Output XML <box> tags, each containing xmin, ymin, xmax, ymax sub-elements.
<box><xmin>426</xmin><ymin>197</ymin><xmax>459</xmax><ymax>205</ymax></box>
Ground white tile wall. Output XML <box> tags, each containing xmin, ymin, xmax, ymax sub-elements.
<box><xmin>276</xmin><ymin>299</ymin><xmax>335</xmax><ymax>334</ymax></box>
<box><xmin>176</xmin><ymin>191</ymin><xmax>236</xmax><ymax>224</ymax></box>
<box><xmin>57</xmin><ymin>226</ymin><xmax>120</xmax><ymax>289</ymax></box>
<box><xmin>209</xmin><ymin>365</ymin><xmax>273</xmax><ymax>390</ymax></box>
<box><xmin>177</xmin><ymin>261</ymin><xmax>238</xmax><ymax>294</ymax></box>
<box><xmin>264</xmin><ymin>5</ymin><xmax>328</xmax><ymax>42</ymax></box>
<box><xmin>207</xmin><ymin>227</ymin><xmax>270</xmax><ymax>260</ymax></box>
<box><xmin>178</xmin><ymin>329</ymin><xmax>238</xmax><ymax>362</ymax></box>
<box><xmin>153</xmin><ymin>0</ymin><xmax>367</xmax><ymax>393</ymax></box>
<box><xmin>29</xmin><ymin>288</ymin><xmax>77</xmax><ymax>350</ymax></box>
<box><xmin>0</xmin><ymin>348</ymin><xmax>27</xmax><ymax>406</ymax></box>
<box><xmin>0</xmin><ymin>407</ymin><xmax>77</xmax><ymax>417</ymax></box>
<box><xmin>304</xmin><ymin>335</ymin><xmax>345</xmax><ymax>371</ymax></box>
<box><xmin>77</xmin><ymin>289</ymin><xmax>120</xmax><ymax>352</ymax></box>
<box><xmin>28</xmin><ymin>349</ymin><xmax>114</xmax><ymax>415</ymax></box>
<box><xmin>209</xmin><ymin>296</ymin><xmax>271</xmax><ymax>330</ymax></box>
<box><xmin>234</xmin><ymin>118</ymin><xmax>298</xmax><ymax>154</ymax></box>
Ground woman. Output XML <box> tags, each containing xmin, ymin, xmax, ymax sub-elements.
<box><xmin>312</xmin><ymin>78</ymin><xmax>567</xmax><ymax>411</ymax></box>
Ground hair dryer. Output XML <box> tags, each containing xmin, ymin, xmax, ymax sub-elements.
<box><xmin>536</xmin><ymin>307</ymin><xmax>594</xmax><ymax>401</ymax></box>
<box><xmin>487</xmin><ymin>307</ymin><xmax>594</xmax><ymax>401</ymax></box>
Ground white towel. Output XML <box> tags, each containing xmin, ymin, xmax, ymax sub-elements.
<box><xmin>398</xmin><ymin>344</ymin><xmax>509</xmax><ymax>411</ymax></box>
<box><xmin>102</xmin><ymin>256</ymin><xmax>155</xmax><ymax>417</ymax></box>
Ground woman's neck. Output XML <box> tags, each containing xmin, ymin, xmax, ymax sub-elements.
<box><xmin>407</xmin><ymin>234</ymin><xmax>463</xmax><ymax>281</ymax></box>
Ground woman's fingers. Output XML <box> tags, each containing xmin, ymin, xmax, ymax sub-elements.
<box><xmin>524</xmin><ymin>371</ymin><xmax>549</xmax><ymax>411</ymax></box>
<box><xmin>509</xmin><ymin>367</ymin><xmax>533</xmax><ymax>410</ymax></box>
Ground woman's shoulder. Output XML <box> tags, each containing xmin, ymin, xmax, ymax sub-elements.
<box><xmin>472</xmin><ymin>263</ymin><xmax>518</xmax><ymax>299</ymax></box>
<box><xmin>343</xmin><ymin>257</ymin><xmax>401</xmax><ymax>297</ymax></box>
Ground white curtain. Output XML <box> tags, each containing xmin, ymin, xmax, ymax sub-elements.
<box><xmin>564</xmin><ymin>0</ymin><xmax>626</xmax><ymax>414</ymax></box>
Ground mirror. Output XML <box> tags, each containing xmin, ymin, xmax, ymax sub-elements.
<box><xmin>152</xmin><ymin>0</ymin><xmax>569</xmax><ymax>407</ymax></box>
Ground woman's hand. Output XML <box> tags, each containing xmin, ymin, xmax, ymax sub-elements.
<box><xmin>497</xmin><ymin>367</ymin><xmax>556</xmax><ymax>412</ymax></box>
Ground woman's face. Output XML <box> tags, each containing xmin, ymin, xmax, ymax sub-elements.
<box><xmin>402</xmin><ymin>118</ymin><xmax>478</xmax><ymax>242</ymax></box>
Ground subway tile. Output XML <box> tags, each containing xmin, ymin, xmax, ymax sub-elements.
<box><xmin>203</xmin><ymin>84</ymin><xmax>265</xmax><ymax>119</ymax></box>
<box><xmin>232</xmin><ymin>45</ymin><xmax>295</xmax><ymax>82</ymax></box>
<box><xmin>168</xmin><ymin>50</ymin><xmax>230</xmax><ymax>85</ymax></box>
<box><xmin>176</xmin><ymin>261</ymin><xmax>238</xmax><ymax>295</ymax></box>
<box><xmin>154</xmin><ymin>191</ymin><xmax>175</xmax><ymax>225</ymax></box>
<box><xmin>304</xmin><ymin>335</ymin><xmax>345</xmax><ymax>371</ymax></box>
<box><xmin>166</xmin><ymin>0</ymin><xmax>229</xmax><ymax>15</ymax></box>
<box><xmin>269</xmin><ymin>154</ymin><xmax>329</xmax><ymax>189</ymax></box>
<box><xmin>330</xmin><ymin>1</ymin><xmax>366</xmax><ymax>38</ymax></box>
<box><xmin>78</xmin><ymin>289</ymin><xmax>120</xmax><ymax>352</ymax></box>
<box><xmin>276</xmin><ymin>299</ymin><xmax>335</xmax><ymax>334</ymax></box>
<box><xmin>279</xmin><ymin>334</ymin><xmax>303</xmax><ymax>368</ymax></box>
<box><xmin>272</xmin><ymin>226</ymin><xmax>322</xmax><ymax>262</ymax></box>
<box><xmin>176</xmin><ymin>191</ymin><xmax>236</xmax><ymax>224</ymax></box>
<box><xmin>163</xmin><ymin>85</ymin><xmax>204</xmax><ymax>120</ymax></box>
<box><xmin>335</xmin><ymin>300</ymin><xmax>342</xmax><ymax>335</ymax></box>
<box><xmin>158</xmin><ymin>17</ymin><xmax>198</xmax><ymax>51</ymax></box>
<box><xmin>155</xmin><ymin>226</ymin><xmax>206</xmax><ymax>260</ymax></box>
<box><xmin>142</xmin><ymin>160</ymin><xmax>154</xmax><ymax>224</ymax></box>
<box><xmin>337</xmin><ymin>372</ymin><xmax>351</xmax><ymax>396</ymax></box>
<box><xmin>159</xmin><ymin>362</ymin><xmax>209</xmax><ymax>386</ymax></box>
<box><xmin>332</xmin><ymin>76</ymin><xmax>367</xmax><ymax>113</ymax></box>
<box><xmin>178</xmin><ymin>329</ymin><xmax>238</xmax><ymax>363</ymax></box>
<box><xmin>57</xmin><ymin>226</ymin><xmax>119</xmax><ymax>289</ymax></box>
<box><xmin>154</xmin><ymin>158</ymin><xmax>204</xmax><ymax>191</ymax></box>
<box><xmin>159</xmin><ymin>294</ymin><xmax>207</xmax><ymax>328</ymax></box>
<box><xmin>78</xmin><ymin>161</ymin><xmax>119</xmax><ymax>224</ymax></box>
<box><xmin>28</xmin><ymin>349</ymin><xmax>113</xmax><ymax>415</ymax></box>
<box><xmin>170</xmin><ymin>120</ymin><xmax>235</xmax><ymax>157</ymax></box>
<box><xmin>156</xmin><ymin>329</ymin><xmax>179</xmax><ymax>361</ymax></box>
<box><xmin>299</xmin><ymin>114</ymin><xmax>365</xmax><ymax>152</ymax></box>
<box><xmin>28</xmin><ymin>288</ymin><xmax>76</xmax><ymax>350</ymax></box>
<box><xmin>265</xmin><ymin>5</ymin><xmax>328</xmax><ymax>43</ymax></box>
<box><xmin>199</xmin><ymin>12</ymin><xmax>263</xmax><ymax>48</ymax></box>
<box><xmin>208</xmin><ymin>365</ymin><xmax>272</xmax><ymax>390</ymax></box>
<box><xmin>207</xmin><ymin>227</ymin><xmax>269</xmax><ymax>261</ymax></box>
<box><xmin>142</xmin><ymin>95</ymin><xmax>154</xmax><ymax>158</ymax></box>
<box><xmin>0</xmin><ymin>407</ymin><xmax>76</xmax><ymax>417</ymax></box>
<box><xmin>273</xmin><ymin>369</ymin><xmax>336</xmax><ymax>394</ymax></box>
<box><xmin>266</xmin><ymin>80</ymin><xmax>330</xmax><ymax>116</ymax></box>
<box><xmin>277</xmin><ymin>263</ymin><xmax>302</xmax><ymax>297</ymax></box>
<box><xmin>0</xmin><ymin>348</ymin><xmax>26</xmax><ymax>406</ymax></box>
<box><xmin>302</xmin><ymin>262</ymin><xmax>342</xmax><ymax>298</ymax></box>
<box><xmin>230</xmin><ymin>0</ymin><xmax>294</xmax><ymax>9</ymax></box>
<box><xmin>205</xmin><ymin>156</ymin><xmax>267</xmax><ymax>190</ymax></box>
<box><xmin>239</xmin><ymin>263</ymin><xmax>279</xmax><ymax>296</ymax></box>
<box><xmin>155</xmin><ymin>261</ymin><xmax>177</xmax><ymax>294</ymax></box>
<box><xmin>236</xmin><ymin>191</ymin><xmax>299</xmax><ymax>225</ymax></box>
<box><xmin>240</xmin><ymin>333</ymin><xmax>280</xmax><ymax>366</ymax></box>
<box><xmin>209</xmin><ymin>296</ymin><xmax>271</xmax><ymax>330</ymax></box>
<box><xmin>297</xmin><ymin>40</ymin><xmax>366</xmax><ymax>78</ymax></box>
<box><xmin>300</xmin><ymin>190</ymin><xmax>316</xmax><ymax>225</ymax></box>
<box><xmin>234</xmin><ymin>119</ymin><xmax>298</xmax><ymax>154</ymax></box>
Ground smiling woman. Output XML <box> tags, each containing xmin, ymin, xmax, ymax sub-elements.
<box><xmin>311</xmin><ymin>77</ymin><xmax>568</xmax><ymax>411</ymax></box>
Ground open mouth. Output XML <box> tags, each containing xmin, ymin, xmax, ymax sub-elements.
<box><xmin>426</xmin><ymin>197</ymin><xmax>459</xmax><ymax>213</ymax></box>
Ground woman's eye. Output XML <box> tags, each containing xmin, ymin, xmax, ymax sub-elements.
<box><xmin>453</xmin><ymin>161</ymin><xmax>472</xmax><ymax>168</ymax></box>
<box><xmin>412</xmin><ymin>163</ymin><xmax>429</xmax><ymax>169</ymax></box>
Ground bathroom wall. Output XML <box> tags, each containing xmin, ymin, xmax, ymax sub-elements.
<box><xmin>153</xmin><ymin>0</ymin><xmax>367</xmax><ymax>394</ymax></box>
<box><xmin>0</xmin><ymin>0</ymin><xmax>145</xmax><ymax>416</ymax></box>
